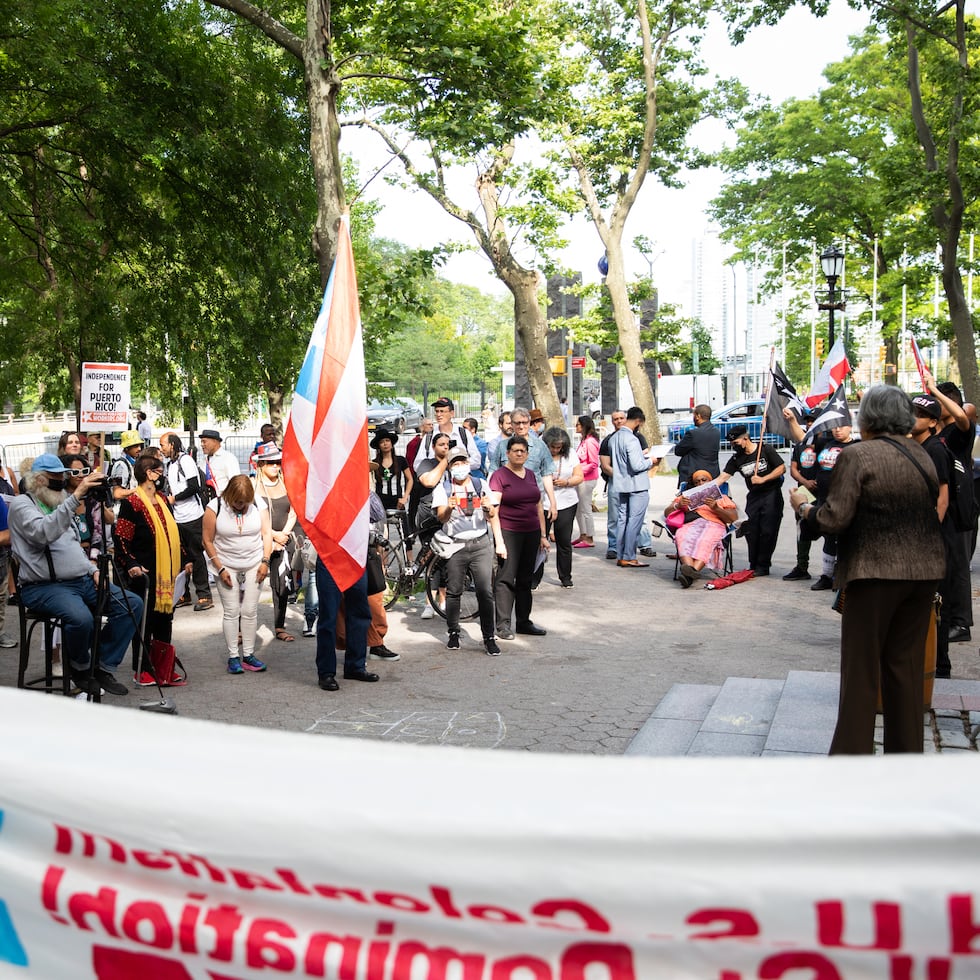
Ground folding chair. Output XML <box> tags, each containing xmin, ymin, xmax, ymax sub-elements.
<box><xmin>650</xmin><ymin>519</ymin><xmax>735</xmax><ymax>582</ymax></box>
<box><xmin>12</xmin><ymin>558</ymin><xmax>71</xmax><ymax>695</ymax></box>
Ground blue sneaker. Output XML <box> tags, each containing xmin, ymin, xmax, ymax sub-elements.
<box><xmin>241</xmin><ymin>655</ymin><xmax>267</xmax><ymax>672</ymax></box>
<box><xmin>227</xmin><ymin>658</ymin><xmax>244</xmax><ymax>675</ymax></box>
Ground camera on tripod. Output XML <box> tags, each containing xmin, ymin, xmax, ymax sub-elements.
<box><xmin>89</xmin><ymin>475</ymin><xmax>123</xmax><ymax>506</ymax></box>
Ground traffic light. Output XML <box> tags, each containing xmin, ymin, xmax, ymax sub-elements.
<box><xmin>815</xmin><ymin>337</ymin><xmax>825</xmax><ymax>359</ymax></box>
<box><xmin>878</xmin><ymin>345</ymin><xmax>886</xmax><ymax>362</ymax></box>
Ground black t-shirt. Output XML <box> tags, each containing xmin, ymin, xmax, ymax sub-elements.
<box><xmin>813</xmin><ymin>435</ymin><xmax>853</xmax><ymax>502</ymax></box>
<box><xmin>940</xmin><ymin>421</ymin><xmax>972</xmax><ymax>468</ymax></box>
<box><xmin>724</xmin><ymin>443</ymin><xmax>784</xmax><ymax>492</ymax></box>
<box><xmin>921</xmin><ymin>433</ymin><xmax>957</xmax><ymax>543</ymax></box>
<box><xmin>793</xmin><ymin>440</ymin><xmax>817</xmax><ymax>485</ymax></box>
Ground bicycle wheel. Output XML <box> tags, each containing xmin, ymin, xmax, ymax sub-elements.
<box><xmin>379</xmin><ymin>539</ymin><xmax>405</xmax><ymax>609</ymax></box>
<box><xmin>425</xmin><ymin>556</ymin><xmax>480</xmax><ymax>622</ymax></box>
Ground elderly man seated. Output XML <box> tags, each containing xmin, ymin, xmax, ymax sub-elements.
<box><xmin>7</xmin><ymin>454</ymin><xmax>143</xmax><ymax>696</ymax></box>
<box><xmin>663</xmin><ymin>469</ymin><xmax>738</xmax><ymax>588</ymax></box>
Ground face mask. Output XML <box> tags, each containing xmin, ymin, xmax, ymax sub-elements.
<box><xmin>451</xmin><ymin>465</ymin><xmax>469</xmax><ymax>481</ymax></box>
<box><xmin>154</xmin><ymin>477</ymin><xmax>166</xmax><ymax>490</ymax></box>
<box><xmin>47</xmin><ymin>477</ymin><xmax>65</xmax><ymax>492</ymax></box>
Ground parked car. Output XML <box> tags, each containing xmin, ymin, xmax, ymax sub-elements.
<box><xmin>667</xmin><ymin>399</ymin><xmax>788</xmax><ymax>449</ymax></box>
<box><xmin>367</xmin><ymin>398</ymin><xmax>424</xmax><ymax>434</ymax></box>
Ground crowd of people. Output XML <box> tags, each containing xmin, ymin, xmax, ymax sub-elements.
<box><xmin>1</xmin><ymin>378</ymin><xmax>977</xmax><ymax>760</ymax></box>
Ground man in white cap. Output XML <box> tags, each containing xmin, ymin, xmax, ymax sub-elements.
<box><xmin>7</xmin><ymin>454</ymin><xmax>143</xmax><ymax>695</ymax></box>
<box><xmin>199</xmin><ymin>429</ymin><xmax>241</xmax><ymax>497</ymax></box>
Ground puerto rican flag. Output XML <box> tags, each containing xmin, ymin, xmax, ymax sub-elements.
<box><xmin>283</xmin><ymin>216</ymin><xmax>369</xmax><ymax>592</ymax></box>
<box><xmin>805</xmin><ymin>339</ymin><xmax>851</xmax><ymax>408</ymax></box>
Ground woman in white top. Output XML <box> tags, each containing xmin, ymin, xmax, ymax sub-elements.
<box><xmin>202</xmin><ymin>475</ymin><xmax>273</xmax><ymax>674</ymax></box>
<box><xmin>540</xmin><ymin>427</ymin><xmax>584</xmax><ymax>588</ymax></box>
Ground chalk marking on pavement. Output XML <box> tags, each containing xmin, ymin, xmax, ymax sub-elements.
<box><xmin>306</xmin><ymin>709</ymin><xmax>506</xmax><ymax>747</ymax></box>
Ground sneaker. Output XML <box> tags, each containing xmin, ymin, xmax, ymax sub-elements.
<box><xmin>782</xmin><ymin>566</ymin><xmax>811</xmax><ymax>581</ymax></box>
<box><xmin>447</xmin><ymin>632</ymin><xmax>460</xmax><ymax>650</ymax></box>
<box><xmin>484</xmin><ymin>638</ymin><xmax>501</xmax><ymax>656</ymax></box>
<box><xmin>605</xmin><ymin>550</ymin><xmax>617</xmax><ymax>560</ymax></box>
<box><xmin>302</xmin><ymin>625</ymin><xmax>316</xmax><ymax>637</ymax></box>
<box><xmin>241</xmin><ymin>655</ymin><xmax>267</xmax><ymax>671</ymax></box>
<box><xmin>0</xmin><ymin>632</ymin><xmax>17</xmax><ymax>649</ymax></box>
<box><xmin>559</xmin><ymin>581</ymin><xmax>574</xmax><ymax>588</ymax></box>
<box><xmin>369</xmin><ymin>645</ymin><xmax>401</xmax><ymax>661</ymax></box>
<box><xmin>639</xmin><ymin>547</ymin><xmax>657</xmax><ymax>558</ymax></box>
<box><xmin>227</xmin><ymin>658</ymin><xmax>244</xmax><ymax>674</ymax></box>
<box><xmin>497</xmin><ymin>625</ymin><xmax>515</xmax><ymax>640</ymax></box>
<box><xmin>193</xmin><ymin>597</ymin><xmax>214</xmax><ymax>611</ymax></box>
<box><xmin>95</xmin><ymin>669</ymin><xmax>128</xmax><ymax>696</ymax></box>
<box><xmin>420</xmin><ymin>604</ymin><xmax>435</xmax><ymax>620</ymax></box>
<box><xmin>133</xmin><ymin>670</ymin><xmax>157</xmax><ymax>687</ymax></box>
<box><xmin>810</xmin><ymin>574</ymin><xmax>834</xmax><ymax>591</ymax></box>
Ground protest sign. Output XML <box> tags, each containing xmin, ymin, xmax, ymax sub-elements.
<box><xmin>80</xmin><ymin>363</ymin><xmax>131</xmax><ymax>432</ymax></box>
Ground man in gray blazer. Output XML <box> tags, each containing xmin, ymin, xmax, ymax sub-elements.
<box><xmin>608</xmin><ymin>407</ymin><xmax>660</xmax><ymax>567</ymax></box>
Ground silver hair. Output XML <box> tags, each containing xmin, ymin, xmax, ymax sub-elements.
<box><xmin>857</xmin><ymin>385</ymin><xmax>914</xmax><ymax>437</ymax></box>
<box><xmin>510</xmin><ymin>406</ymin><xmax>530</xmax><ymax>422</ymax></box>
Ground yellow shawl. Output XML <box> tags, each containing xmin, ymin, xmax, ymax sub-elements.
<box><xmin>136</xmin><ymin>486</ymin><xmax>181</xmax><ymax>613</ymax></box>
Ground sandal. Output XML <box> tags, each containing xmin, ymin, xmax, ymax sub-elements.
<box><xmin>275</xmin><ymin>629</ymin><xmax>295</xmax><ymax>642</ymax></box>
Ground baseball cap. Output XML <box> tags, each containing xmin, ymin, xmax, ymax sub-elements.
<box><xmin>448</xmin><ymin>450</ymin><xmax>469</xmax><ymax>465</ymax></box>
<box><xmin>431</xmin><ymin>397</ymin><xmax>454</xmax><ymax>410</ymax></box>
<box><xmin>727</xmin><ymin>425</ymin><xmax>749</xmax><ymax>441</ymax></box>
<box><xmin>911</xmin><ymin>395</ymin><xmax>941</xmax><ymax>419</ymax></box>
<box><xmin>32</xmin><ymin>453</ymin><xmax>69</xmax><ymax>474</ymax></box>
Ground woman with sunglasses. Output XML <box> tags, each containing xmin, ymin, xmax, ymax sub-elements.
<box><xmin>252</xmin><ymin>442</ymin><xmax>298</xmax><ymax>641</ymax></box>
<box><xmin>115</xmin><ymin>453</ymin><xmax>187</xmax><ymax>683</ymax></box>
<box><xmin>488</xmin><ymin>435</ymin><xmax>549</xmax><ymax>640</ymax></box>
<box><xmin>60</xmin><ymin>453</ymin><xmax>114</xmax><ymax>559</ymax></box>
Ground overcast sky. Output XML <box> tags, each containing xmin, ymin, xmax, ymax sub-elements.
<box><xmin>345</xmin><ymin>0</ymin><xmax>872</xmax><ymax>311</ymax></box>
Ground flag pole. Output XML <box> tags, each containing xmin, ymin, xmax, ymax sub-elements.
<box><xmin>754</xmin><ymin>347</ymin><xmax>776</xmax><ymax>476</ymax></box>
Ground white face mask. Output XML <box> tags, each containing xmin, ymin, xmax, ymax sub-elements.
<box><xmin>451</xmin><ymin>465</ymin><xmax>469</xmax><ymax>481</ymax></box>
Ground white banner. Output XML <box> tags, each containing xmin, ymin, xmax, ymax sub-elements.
<box><xmin>0</xmin><ymin>687</ymin><xmax>978</xmax><ymax>978</ymax></box>
<box><xmin>79</xmin><ymin>363</ymin><xmax>131</xmax><ymax>432</ymax></box>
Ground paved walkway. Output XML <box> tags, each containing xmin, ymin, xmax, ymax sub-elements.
<box><xmin>3</xmin><ymin>472</ymin><xmax>979</xmax><ymax>755</ymax></box>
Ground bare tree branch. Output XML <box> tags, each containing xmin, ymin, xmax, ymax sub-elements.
<box><xmin>202</xmin><ymin>0</ymin><xmax>303</xmax><ymax>60</ymax></box>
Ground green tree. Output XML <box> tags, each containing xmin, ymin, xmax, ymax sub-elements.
<box><xmin>721</xmin><ymin>1</ymin><xmax>980</xmax><ymax>401</ymax></box>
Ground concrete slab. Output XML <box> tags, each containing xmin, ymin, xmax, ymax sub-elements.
<box><xmin>765</xmin><ymin>670</ymin><xmax>839</xmax><ymax>754</ymax></box>
<box><xmin>700</xmin><ymin>676</ymin><xmax>783</xmax><ymax>736</ymax></box>
<box><xmin>649</xmin><ymin>683</ymin><xmax>721</xmax><ymax>721</ymax></box>
<box><xmin>687</xmin><ymin>731</ymin><xmax>767</xmax><ymax>757</ymax></box>
<box><xmin>625</xmin><ymin>718</ymin><xmax>701</xmax><ymax>756</ymax></box>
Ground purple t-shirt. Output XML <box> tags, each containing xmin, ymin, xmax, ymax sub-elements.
<box><xmin>490</xmin><ymin>466</ymin><xmax>541</xmax><ymax>533</ymax></box>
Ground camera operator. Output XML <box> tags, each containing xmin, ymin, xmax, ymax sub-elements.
<box><xmin>7</xmin><ymin>454</ymin><xmax>143</xmax><ymax>696</ymax></box>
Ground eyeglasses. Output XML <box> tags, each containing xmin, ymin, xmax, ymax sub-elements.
<box><xmin>148</xmin><ymin>466</ymin><xmax>163</xmax><ymax>474</ymax></box>
<box><xmin>262</xmin><ymin>461</ymin><xmax>281</xmax><ymax>466</ymax></box>
<box><xmin>69</xmin><ymin>467</ymin><xmax>90</xmax><ymax>477</ymax></box>
<box><xmin>512</xmin><ymin>420</ymin><xmax>530</xmax><ymax>427</ymax></box>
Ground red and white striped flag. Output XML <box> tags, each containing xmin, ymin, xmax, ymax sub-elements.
<box><xmin>909</xmin><ymin>335</ymin><xmax>929</xmax><ymax>389</ymax></box>
<box><xmin>805</xmin><ymin>339</ymin><xmax>851</xmax><ymax>407</ymax></box>
<box><xmin>283</xmin><ymin>216</ymin><xmax>369</xmax><ymax>591</ymax></box>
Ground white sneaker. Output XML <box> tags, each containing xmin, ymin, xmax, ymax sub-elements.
<box><xmin>0</xmin><ymin>632</ymin><xmax>17</xmax><ymax>649</ymax></box>
<box><xmin>420</xmin><ymin>604</ymin><xmax>434</xmax><ymax>620</ymax></box>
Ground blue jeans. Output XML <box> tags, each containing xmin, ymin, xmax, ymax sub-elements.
<box><xmin>314</xmin><ymin>559</ymin><xmax>369</xmax><ymax>678</ymax></box>
<box><xmin>606</xmin><ymin>486</ymin><xmax>652</xmax><ymax>553</ymax></box>
<box><xmin>304</xmin><ymin>569</ymin><xmax>319</xmax><ymax>629</ymax></box>
<box><xmin>616</xmin><ymin>489</ymin><xmax>650</xmax><ymax>561</ymax></box>
<box><xmin>20</xmin><ymin>575</ymin><xmax>143</xmax><ymax>673</ymax></box>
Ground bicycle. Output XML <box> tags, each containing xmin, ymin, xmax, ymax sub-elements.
<box><xmin>376</xmin><ymin>509</ymin><xmax>481</xmax><ymax>621</ymax></box>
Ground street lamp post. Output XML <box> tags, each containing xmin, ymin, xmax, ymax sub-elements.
<box><xmin>816</xmin><ymin>245</ymin><xmax>847</xmax><ymax>348</ymax></box>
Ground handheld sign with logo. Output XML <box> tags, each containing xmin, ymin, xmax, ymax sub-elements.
<box><xmin>80</xmin><ymin>362</ymin><xmax>131</xmax><ymax>432</ymax></box>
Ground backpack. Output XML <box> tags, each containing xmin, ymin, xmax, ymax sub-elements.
<box><xmin>945</xmin><ymin>446</ymin><xmax>978</xmax><ymax>532</ymax></box>
<box><xmin>178</xmin><ymin>453</ymin><xmax>211</xmax><ymax>510</ymax></box>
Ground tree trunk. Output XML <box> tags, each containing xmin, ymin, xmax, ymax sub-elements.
<box><xmin>603</xmin><ymin>241</ymin><xmax>659</xmax><ymax>444</ymax></box>
<box><xmin>502</xmin><ymin>269</ymin><xmax>561</xmax><ymax>421</ymax></box>
<box><xmin>267</xmin><ymin>385</ymin><xmax>286</xmax><ymax>440</ymax></box>
<box><xmin>304</xmin><ymin>0</ymin><xmax>345</xmax><ymax>287</ymax></box>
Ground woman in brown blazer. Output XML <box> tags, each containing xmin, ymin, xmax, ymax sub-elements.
<box><xmin>790</xmin><ymin>385</ymin><xmax>945</xmax><ymax>754</ymax></box>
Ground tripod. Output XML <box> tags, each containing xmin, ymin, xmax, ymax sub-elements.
<box><xmin>81</xmin><ymin>552</ymin><xmax>178</xmax><ymax>714</ymax></box>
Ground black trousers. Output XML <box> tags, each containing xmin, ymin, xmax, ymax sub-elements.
<box><xmin>176</xmin><ymin>516</ymin><xmax>210</xmax><ymax>600</ymax></box>
<box><xmin>831</xmin><ymin>579</ymin><xmax>936</xmax><ymax>755</ymax></box>
<box><xmin>495</xmin><ymin>529</ymin><xmax>539</xmax><ymax>630</ymax></box>
<box><xmin>744</xmin><ymin>489</ymin><xmax>783</xmax><ymax>573</ymax></box>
